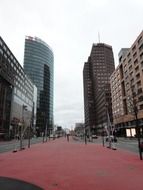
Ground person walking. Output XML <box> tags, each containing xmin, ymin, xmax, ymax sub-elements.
<box><xmin>67</xmin><ymin>133</ymin><xmax>70</xmax><ymax>142</ymax></box>
<box><xmin>66</xmin><ymin>130</ymin><xmax>70</xmax><ymax>142</ymax></box>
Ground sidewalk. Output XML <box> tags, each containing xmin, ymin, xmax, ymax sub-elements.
<box><xmin>0</xmin><ymin>137</ymin><xmax>143</xmax><ymax>190</ymax></box>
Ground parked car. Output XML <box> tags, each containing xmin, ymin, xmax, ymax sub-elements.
<box><xmin>92</xmin><ymin>135</ymin><xmax>98</xmax><ymax>139</ymax></box>
<box><xmin>49</xmin><ymin>134</ymin><xmax>55</xmax><ymax>139</ymax></box>
<box><xmin>105</xmin><ymin>135</ymin><xmax>117</xmax><ymax>142</ymax></box>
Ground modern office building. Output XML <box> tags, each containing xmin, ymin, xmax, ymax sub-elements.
<box><xmin>83</xmin><ymin>59</ymin><xmax>96</xmax><ymax>133</ymax></box>
<box><xmin>24</xmin><ymin>36</ymin><xmax>54</xmax><ymax>134</ymax></box>
<box><xmin>83</xmin><ymin>43</ymin><xmax>115</xmax><ymax>134</ymax></box>
<box><xmin>74</xmin><ymin>123</ymin><xmax>84</xmax><ymax>137</ymax></box>
<box><xmin>0</xmin><ymin>37</ymin><xmax>37</xmax><ymax>139</ymax></box>
<box><xmin>110</xmin><ymin>31</ymin><xmax>143</xmax><ymax>137</ymax></box>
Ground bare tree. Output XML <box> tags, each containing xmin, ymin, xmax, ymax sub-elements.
<box><xmin>127</xmin><ymin>86</ymin><xmax>143</xmax><ymax>160</ymax></box>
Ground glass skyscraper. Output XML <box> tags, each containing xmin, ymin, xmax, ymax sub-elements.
<box><xmin>24</xmin><ymin>36</ymin><xmax>54</xmax><ymax>133</ymax></box>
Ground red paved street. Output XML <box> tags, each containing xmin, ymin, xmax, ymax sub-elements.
<box><xmin>0</xmin><ymin>137</ymin><xmax>143</xmax><ymax>190</ymax></box>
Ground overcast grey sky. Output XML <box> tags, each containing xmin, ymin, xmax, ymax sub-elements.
<box><xmin>0</xmin><ymin>0</ymin><xmax>143</xmax><ymax>129</ymax></box>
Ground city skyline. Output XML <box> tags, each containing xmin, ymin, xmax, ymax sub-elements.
<box><xmin>0</xmin><ymin>0</ymin><xmax>143</xmax><ymax>129</ymax></box>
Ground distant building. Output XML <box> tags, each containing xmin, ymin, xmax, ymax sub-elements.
<box><xmin>83</xmin><ymin>43</ymin><xmax>115</xmax><ymax>135</ymax></box>
<box><xmin>110</xmin><ymin>31</ymin><xmax>143</xmax><ymax>137</ymax></box>
<box><xmin>0</xmin><ymin>37</ymin><xmax>37</xmax><ymax>139</ymax></box>
<box><xmin>74</xmin><ymin>123</ymin><xmax>84</xmax><ymax>136</ymax></box>
<box><xmin>24</xmin><ymin>36</ymin><xmax>54</xmax><ymax>134</ymax></box>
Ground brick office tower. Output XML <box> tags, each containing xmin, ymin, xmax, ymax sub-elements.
<box><xmin>83</xmin><ymin>43</ymin><xmax>115</xmax><ymax>135</ymax></box>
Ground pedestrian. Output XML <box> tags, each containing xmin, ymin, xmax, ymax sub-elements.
<box><xmin>66</xmin><ymin>130</ymin><xmax>70</xmax><ymax>142</ymax></box>
<box><xmin>67</xmin><ymin>133</ymin><xmax>70</xmax><ymax>142</ymax></box>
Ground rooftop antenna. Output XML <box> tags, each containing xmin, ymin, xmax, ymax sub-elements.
<box><xmin>98</xmin><ymin>32</ymin><xmax>100</xmax><ymax>43</ymax></box>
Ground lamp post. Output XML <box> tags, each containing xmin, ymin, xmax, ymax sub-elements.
<box><xmin>28</xmin><ymin>123</ymin><xmax>31</xmax><ymax>148</ymax></box>
<box><xmin>134</xmin><ymin>101</ymin><xmax>142</xmax><ymax>160</ymax></box>
<box><xmin>84</xmin><ymin>124</ymin><xmax>87</xmax><ymax>145</ymax></box>
<box><xmin>19</xmin><ymin>122</ymin><xmax>23</xmax><ymax>150</ymax></box>
<box><xmin>102</xmin><ymin>126</ymin><xmax>105</xmax><ymax>147</ymax></box>
<box><xmin>28</xmin><ymin>105</ymin><xmax>34</xmax><ymax>148</ymax></box>
<box><xmin>45</xmin><ymin>122</ymin><xmax>48</xmax><ymax>142</ymax></box>
<box><xmin>20</xmin><ymin>105</ymin><xmax>27</xmax><ymax>150</ymax></box>
<box><xmin>105</xmin><ymin>103</ymin><xmax>112</xmax><ymax>149</ymax></box>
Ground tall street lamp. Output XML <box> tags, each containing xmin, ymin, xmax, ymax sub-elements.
<box><xmin>101</xmin><ymin>126</ymin><xmax>105</xmax><ymax>147</ymax></box>
<box><xmin>105</xmin><ymin>103</ymin><xmax>112</xmax><ymax>149</ymax></box>
<box><xmin>28</xmin><ymin>105</ymin><xmax>34</xmax><ymax>148</ymax></box>
<box><xmin>84</xmin><ymin>124</ymin><xmax>87</xmax><ymax>145</ymax></box>
<box><xmin>28</xmin><ymin>120</ymin><xmax>31</xmax><ymax>148</ymax></box>
<box><xmin>20</xmin><ymin>105</ymin><xmax>27</xmax><ymax>150</ymax></box>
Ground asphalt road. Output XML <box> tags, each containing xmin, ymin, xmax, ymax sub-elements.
<box><xmin>73</xmin><ymin>136</ymin><xmax>141</xmax><ymax>155</ymax></box>
<box><xmin>0</xmin><ymin>136</ymin><xmax>142</xmax><ymax>155</ymax></box>
<box><xmin>0</xmin><ymin>137</ymin><xmax>44</xmax><ymax>153</ymax></box>
<box><xmin>116</xmin><ymin>138</ymin><xmax>139</xmax><ymax>153</ymax></box>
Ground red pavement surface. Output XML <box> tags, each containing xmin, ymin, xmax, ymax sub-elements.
<box><xmin>0</xmin><ymin>137</ymin><xmax>143</xmax><ymax>190</ymax></box>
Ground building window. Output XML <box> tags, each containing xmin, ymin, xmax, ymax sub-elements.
<box><xmin>127</xmin><ymin>52</ymin><xmax>131</xmax><ymax>58</ymax></box>
<box><xmin>140</xmin><ymin>52</ymin><xmax>143</xmax><ymax>60</ymax></box>
<box><xmin>134</xmin><ymin>59</ymin><xmax>138</xmax><ymax>66</ymax></box>
<box><xmin>132</xmin><ymin>45</ymin><xmax>136</xmax><ymax>52</ymax></box>
<box><xmin>129</xmin><ymin>65</ymin><xmax>132</xmax><ymax>71</ymax></box>
<box><xmin>138</xmin><ymin>36</ymin><xmax>142</xmax><ymax>45</ymax></box>
<box><xmin>131</xmin><ymin>78</ymin><xmax>134</xmax><ymax>84</ymax></box>
<box><xmin>136</xmin><ymin>73</ymin><xmax>140</xmax><ymax>79</ymax></box>
<box><xmin>128</xmin><ymin>58</ymin><xmax>132</xmax><ymax>65</ymax></box>
<box><xmin>133</xmin><ymin>52</ymin><xmax>137</xmax><ymax>59</ymax></box>
<box><xmin>140</xmin><ymin>104</ymin><xmax>143</xmax><ymax>110</ymax></box>
<box><xmin>138</xmin><ymin>88</ymin><xmax>142</xmax><ymax>94</ymax></box>
<box><xmin>138</xmin><ymin>96</ymin><xmax>143</xmax><ymax>102</ymax></box>
<box><xmin>139</xmin><ymin>44</ymin><xmax>143</xmax><ymax>52</ymax></box>
<box><xmin>135</xmin><ymin>66</ymin><xmax>139</xmax><ymax>72</ymax></box>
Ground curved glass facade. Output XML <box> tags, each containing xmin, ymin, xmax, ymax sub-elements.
<box><xmin>24</xmin><ymin>36</ymin><xmax>54</xmax><ymax>132</ymax></box>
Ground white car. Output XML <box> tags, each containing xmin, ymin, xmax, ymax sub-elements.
<box><xmin>92</xmin><ymin>135</ymin><xmax>98</xmax><ymax>139</ymax></box>
<box><xmin>105</xmin><ymin>136</ymin><xmax>117</xmax><ymax>142</ymax></box>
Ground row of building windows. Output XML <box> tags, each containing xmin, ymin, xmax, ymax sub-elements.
<box><xmin>0</xmin><ymin>37</ymin><xmax>35</xmax><ymax>108</ymax></box>
<box><xmin>111</xmin><ymin>32</ymin><xmax>143</xmax><ymax>123</ymax></box>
